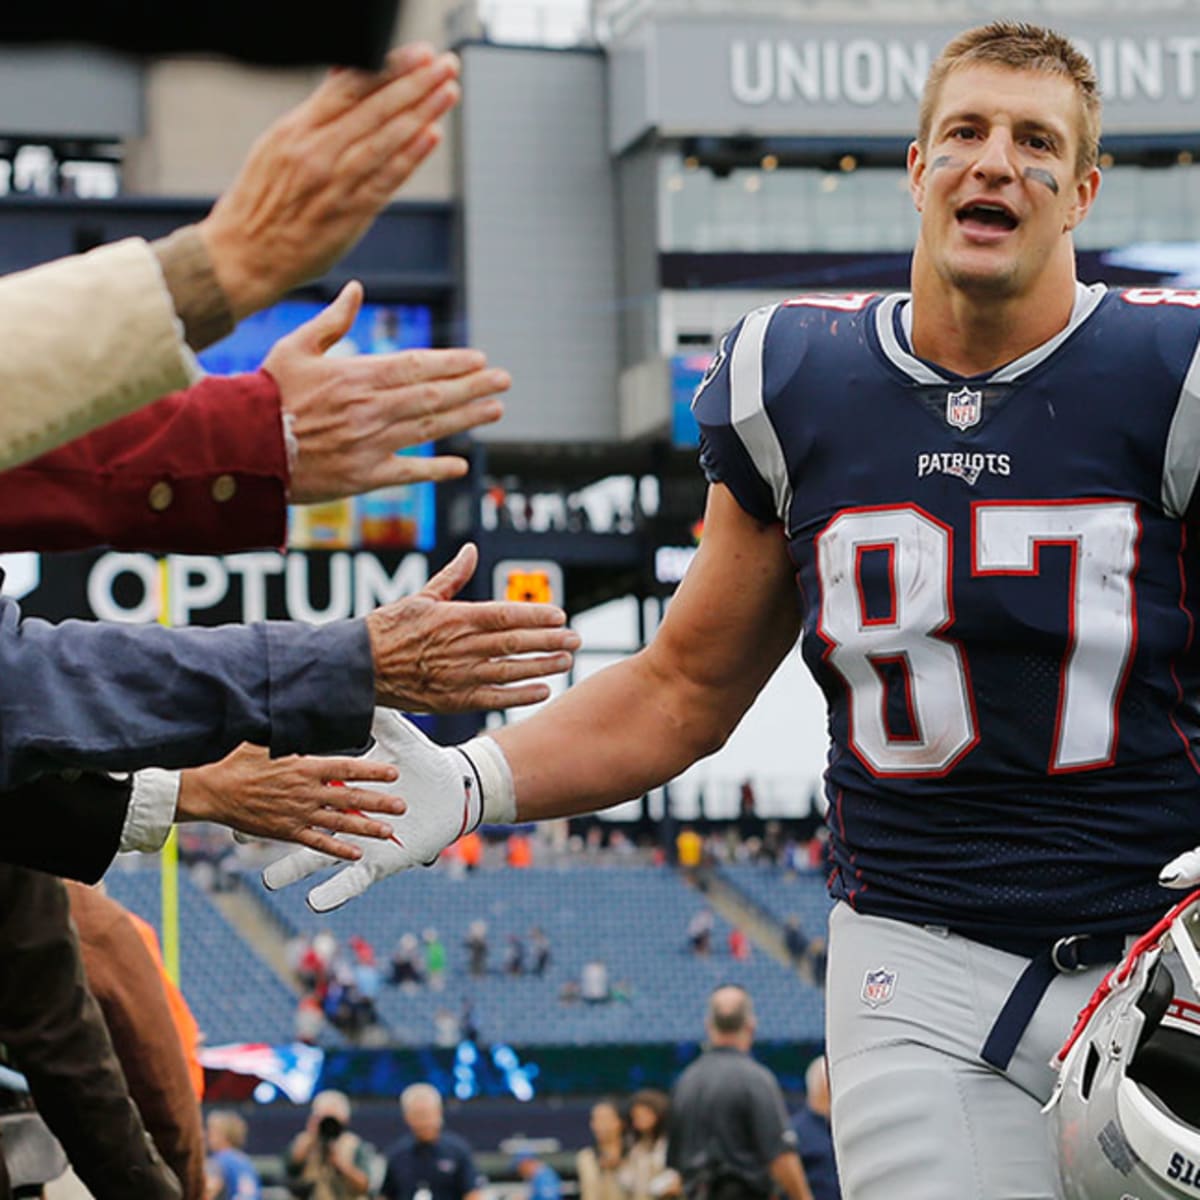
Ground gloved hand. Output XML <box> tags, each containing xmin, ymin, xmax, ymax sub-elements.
<box><xmin>261</xmin><ymin>709</ymin><xmax>515</xmax><ymax>912</ymax></box>
<box><xmin>1161</xmin><ymin>848</ymin><xmax>1200</xmax><ymax>889</ymax></box>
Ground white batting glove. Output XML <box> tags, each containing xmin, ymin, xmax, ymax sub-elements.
<box><xmin>1161</xmin><ymin>848</ymin><xmax>1200</xmax><ymax>889</ymax></box>
<box><xmin>261</xmin><ymin>710</ymin><xmax>516</xmax><ymax>912</ymax></box>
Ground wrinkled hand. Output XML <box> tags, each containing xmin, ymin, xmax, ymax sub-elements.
<box><xmin>262</xmin><ymin>711</ymin><xmax>474</xmax><ymax>912</ymax></box>
<box><xmin>367</xmin><ymin>543</ymin><xmax>580</xmax><ymax>712</ymax></box>
<box><xmin>265</xmin><ymin>282</ymin><xmax>509</xmax><ymax>504</ymax></box>
<box><xmin>200</xmin><ymin>42</ymin><xmax>459</xmax><ymax>319</ymax></box>
<box><xmin>177</xmin><ymin>742</ymin><xmax>409</xmax><ymax>861</ymax></box>
<box><xmin>1161</xmin><ymin>848</ymin><xmax>1200</xmax><ymax>889</ymax></box>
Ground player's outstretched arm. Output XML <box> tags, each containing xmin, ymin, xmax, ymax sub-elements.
<box><xmin>264</xmin><ymin>282</ymin><xmax>509</xmax><ymax>504</ymax></box>
<box><xmin>493</xmin><ymin>482</ymin><xmax>802</xmax><ymax>819</ymax></box>
<box><xmin>200</xmin><ymin>42</ymin><xmax>459</xmax><ymax>323</ymax></box>
<box><xmin>366</xmin><ymin>543</ymin><xmax>580</xmax><ymax>713</ymax></box>
<box><xmin>262</xmin><ymin>486</ymin><xmax>801</xmax><ymax>910</ymax></box>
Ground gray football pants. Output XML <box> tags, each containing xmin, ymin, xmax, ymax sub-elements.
<box><xmin>825</xmin><ymin>902</ymin><xmax>1120</xmax><ymax>1200</ymax></box>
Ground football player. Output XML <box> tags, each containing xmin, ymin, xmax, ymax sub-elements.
<box><xmin>266</xmin><ymin>22</ymin><xmax>1200</xmax><ymax>1199</ymax></box>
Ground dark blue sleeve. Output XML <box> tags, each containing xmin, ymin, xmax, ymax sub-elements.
<box><xmin>692</xmin><ymin>315</ymin><xmax>782</xmax><ymax>526</ymax></box>
<box><xmin>380</xmin><ymin>1153</ymin><xmax>401</xmax><ymax>1200</ymax></box>
<box><xmin>0</xmin><ymin>595</ymin><xmax>374</xmax><ymax>786</ymax></box>
<box><xmin>455</xmin><ymin>1143</ymin><xmax>478</xmax><ymax>1193</ymax></box>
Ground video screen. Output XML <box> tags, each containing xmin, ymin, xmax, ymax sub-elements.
<box><xmin>199</xmin><ymin>300</ymin><xmax>438</xmax><ymax>552</ymax></box>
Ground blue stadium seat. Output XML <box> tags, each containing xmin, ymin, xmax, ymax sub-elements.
<box><xmin>102</xmin><ymin>867</ymin><xmax>305</xmax><ymax>1047</ymax></box>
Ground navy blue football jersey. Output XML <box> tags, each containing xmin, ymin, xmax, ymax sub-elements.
<box><xmin>693</xmin><ymin>285</ymin><xmax>1200</xmax><ymax>943</ymax></box>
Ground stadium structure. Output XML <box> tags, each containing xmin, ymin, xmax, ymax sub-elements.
<box><xmin>4</xmin><ymin>0</ymin><xmax>1200</xmax><ymax>1184</ymax></box>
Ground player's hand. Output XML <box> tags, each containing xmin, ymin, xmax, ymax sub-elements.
<box><xmin>265</xmin><ymin>282</ymin><xmax>509</xmax><ymax>504</ymax></box>
<box><xmin>1160</xmin><ymin>847</ymin><xmax>1200</xmax><ymax>888</ymax></box>
<box><xmin>366</xmin><ymin>543</ymin><xmax>580</xmax><ymax>712</ymax></box>
<box><xmin>200</xmin><ymin>42</ymin><xmax>459</xmax><ymax>319</ymax></box>
<box><xmin>177</xmin><ymin>743</ymin><xmax>405</xmax><ymax>862</ymax></box>
<box><xmin>261</xmin><ymin>710</ymin><xmax>476</xmax><ymax>912</ymax></box>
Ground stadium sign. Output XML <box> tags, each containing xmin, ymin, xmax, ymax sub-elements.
<box><xmin>609</xmin><ymin>18</ymin><xmax>1200</xmax><ymax>150</ymax></box>
<box><xmin>2</xmin><ymin>549</ymin><xmax>429</xmax><ymax>627</ymax></box>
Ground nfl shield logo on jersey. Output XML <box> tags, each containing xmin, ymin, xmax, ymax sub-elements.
<box><xmin>861</xmin><ymin>967</ymin><xmax>897</xmax><ymax>1008</ymax></box>
<box><xmin>945</xmin><ymin>386</ymin><xmax>983</xmax><ymax>430</ymax></box>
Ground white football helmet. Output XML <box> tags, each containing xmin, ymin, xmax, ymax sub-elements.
<box><xmin>1047</xmin><ymin>889</ymin><xmax>1200</xmax><ymax>1200</ymax></box>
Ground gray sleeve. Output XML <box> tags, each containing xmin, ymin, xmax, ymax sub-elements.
<box><xmin>746</xmin><ymin>1067</ymin><xmax>797</xmax><ymax>1165</ymax></box>
<box><xmin>0</xmin><ymin>595</ymin><xmax>374</xmax><ymax>786</ymax></box>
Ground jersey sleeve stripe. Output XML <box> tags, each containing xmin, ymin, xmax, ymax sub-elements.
<box><xmin>729</xmin><ymin>303</ymin><xmax>792</xmax><ymax>524</ymax></box>
<box><xmin>1161</xmin><ymin>332</ymin><xmax>1200</xmax><ymax>518</ymax></box>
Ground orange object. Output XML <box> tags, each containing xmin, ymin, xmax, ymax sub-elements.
<box><xmin>128</xmin><ymin>910</ymin><xmax>205</xmax><ymax>1101</ymax></box>
<box><xmin>459</xmin><ymin>830</ymin><xmax>484</xmax><ymax>869</ymax></box>
<box><xmin>506</xmin><ymin>833</ymin><xmax>533</xmax><ymax>869</ymax></box>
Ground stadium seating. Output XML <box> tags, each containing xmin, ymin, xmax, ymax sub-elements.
<box><xmin>717</xmin><ymin>863</ymin><xmax>836</xmax><ymax>940</ymax></box>
<box><xmin>99</xmin><ymin>861</ymin><xmax>827</xmax><ymax>1050</ymax></box>
<box><xmin>249</xmin><ymin>863</ymin><xmax>825</xmax><ymax>1046</ymax></box>
<box><xmin>102</xmin><ymin>867</ymin><xmax>302</xmax><ymax>1047</ymax></box>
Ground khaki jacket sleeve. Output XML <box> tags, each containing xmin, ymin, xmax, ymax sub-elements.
<box><xmin>0</xmin><ymin>238</ymin><xmax>198</xmax><ymax>471</ymax></box>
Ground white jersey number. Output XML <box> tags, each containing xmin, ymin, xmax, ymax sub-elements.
<box><xmin>816</xmin><ymin>501</ymin><xmax>1139</xmax><ymax>777</ymax></box>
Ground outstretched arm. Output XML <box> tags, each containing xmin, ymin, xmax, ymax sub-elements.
<box><xmin>0</xmin><ymin>284</ymin><xmax>509</xmax><ymax>554</ymax></box>
<box><xmin>495</xmin><ymin>483</ymin><xmax>801</xmax><ymax>818</ymax></box>
<box><xmin>262</xmin><ymin>485</ymin><xmax>800</xmax><ymax>911</ymax></box>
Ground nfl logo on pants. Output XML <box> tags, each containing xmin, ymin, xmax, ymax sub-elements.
<box><xmin>861</xmin><ymin>967</ymin><xmax>897</xmax><ymax>1008</ymax></box>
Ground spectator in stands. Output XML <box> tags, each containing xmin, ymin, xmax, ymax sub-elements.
<box><xmin>433</xmin><ymin>1007</ymin><xmax>461</xmax><ymax>1048</ymax></box>
<box><xmin>790</xmin><ymin>1058</ymin><xmax>841</xmax><ymax>1200</ymax></box>
<box><xmin>295</xmin><ymin>992</ymin><xmax>324</xmax><ymax>1045</ymax></box>
<box><xmin>530</xmin><ymin>927</ymin><xmax>552</xmax><ymax>977</ymax></box>
<box><xmin>608</xmin><ymin>829</ymin><xmax>637</xmax><ymax>859</ymax></box>
<box><xmin>512</xmin><ymin>1149</ymin><xmax>562</xmax><ymax>1200</ymax></box>
<box><xmin>506</xmin><ymin>832</ymin><xmax>534</xmax><ymax>869</ymax></box>
<box><xmin>581</xmin><ymin>960</ymin><xmax>611</xmax><ymax>1005</ymax></box>
<box><xmin>621</xmin><ymin>1090</ymin><xmax>678</xmax><ymax>1200</ymax></box>
<box><xmin>806</xmin><ymin>936</ymin><xmax>828</xmax><ymax>989</ymax></box>
<box><xmin>205</xmin><ymin>1110</ymin><xmax>261</xmax><ymax>1200</ymax></box>
<box><xmin>389</xmin><ymin>933</ymin><xmax>426</xmax><ymax>991</ymax></box>
<box><xmin>351</xmin><ymin>952</ymin><xmax>382</xmax><ymax>1025</ymax></box>
<box><xmin>504</xmin><ymin>933</ymin><xmax>526</xmax><ymax>976</ymax></box>
<box><xmin>424</xmin><ymin>929</ymin><xmax>447</xmax><ymax>991</ymax></box>
<box><xmin>380</xmin><ymin>1083</ymin><xmax>486</xmax><ymax>1200</ymax></box>
<box><xmin>760</xmin><ymin>822</ymin><xmax>783</xmax><ymax>868</ymax></box>
<box><xmin>783</xmin><ymin>918</ymin><xmax>809</xmax><ymax>969</ymax></box>
<box><xmin>283</xmin><ymin>1089</ymin><xmax>373</xmax><ymax>1200</ymax></box>
<box><xmin>575</xmin><ymin>1098</ymin><xmax>628</xmax><ymax>1200</ymax></box>
<box><xmin>675</xmin><ymin>828</ymin><xmax>703</xmax><ymax>875</ymax></box>
<box><xmin>465</xmin><ymin>921</ymin><xmax>489</xmax><ymax>977</ymax></box>
<box><xmin>460</xmin><ymin>999</ymin><xmax>480</xmax><ymax>1045</ymax></box>
<box><xmin>459</xmin><ymin>831</ymin><xmax>484</xmax><ymax>873</ymax></box>
<box><xmin>294</xmin><ymin>935</ymin><xmax>328</xmax><ymax>999</ymax></box>
<box><xmin>728</xmin><ymin>927</ymin><xmax>751</xmax><ymax>961</ymax></box>
<box><xmin>686</xmin><ymin>909</ymin><xmax>714</xmax><ymax>956</ymax></box>
<box><xmin>667</xmin><ymin>986</ymin><xmax>812</xmax><ymax>1200</ymax></box>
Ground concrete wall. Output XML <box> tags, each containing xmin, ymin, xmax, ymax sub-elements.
<box><xmin>457</xmin><ymin>43</ymin><xmax>620</xmax><ymax>442</ymax></box>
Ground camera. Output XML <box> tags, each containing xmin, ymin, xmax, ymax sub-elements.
<box><xmin>317</xmin><ymin>1115</ymin><xmax>344</xmax><ymax>1142</ymax></box>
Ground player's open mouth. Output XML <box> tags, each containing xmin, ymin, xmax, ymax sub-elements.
<box><xmin>955</xmin><ymin>202</ymin><xmax>1019</xmax><ymax>240</ymax></box>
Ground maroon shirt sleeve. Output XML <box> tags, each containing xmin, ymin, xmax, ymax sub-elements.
<box><xmin>0</xmin><ymin>369</ymin><xmax>288</xmax><ymax>553</ymax></box>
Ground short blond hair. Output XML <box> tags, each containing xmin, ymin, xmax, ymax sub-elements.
<box><xmin>918</xmin><ymin>21</ymin><xmax>1101</xmax><ymax>176</ymax></box>
<box><xmin>207</xmin><ymin>1111</ymin><xmax>248</xmax><ymax>1150</ymax></box>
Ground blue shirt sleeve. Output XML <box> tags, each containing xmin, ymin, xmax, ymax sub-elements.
<box><xmin>0</xmin><ymin>593</ymin><xmax>374</xmax><ymax>786</ymax></box>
